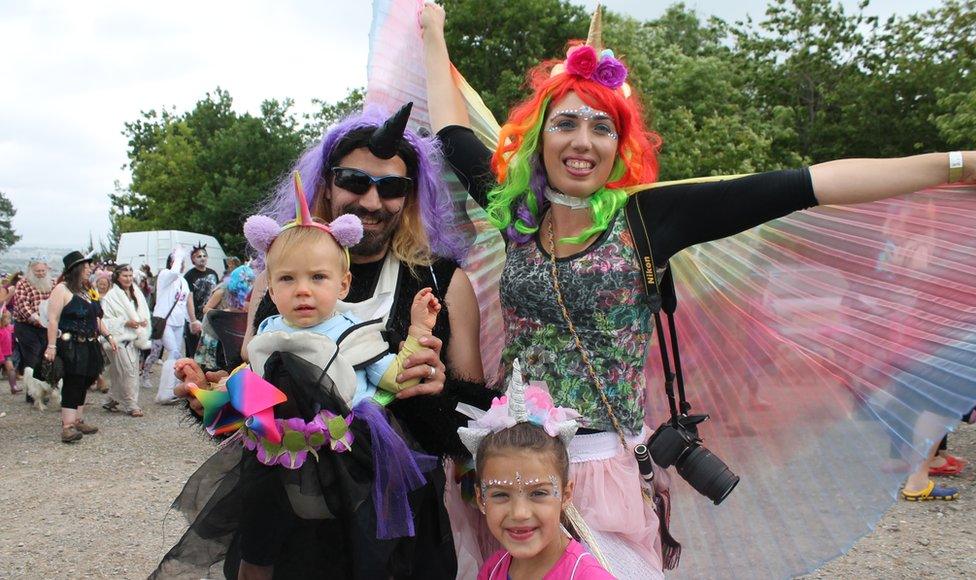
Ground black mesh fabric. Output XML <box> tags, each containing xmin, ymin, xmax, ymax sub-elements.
<box><xmin>152</xmin><ymin>352</ymin><xmax>388</xmax><ymax>579</ymax></box>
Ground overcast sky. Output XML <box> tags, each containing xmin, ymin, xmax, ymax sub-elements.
<box><xmin>0</xmin><ymin>0</ymin><xmax>941</xmax><ymax>249</ymax></box>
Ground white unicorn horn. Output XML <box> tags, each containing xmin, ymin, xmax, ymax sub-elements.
<box><xmin>508</xmin><ymin>359</ymin><xmax>528</xmax><ymax>422</ymax></box>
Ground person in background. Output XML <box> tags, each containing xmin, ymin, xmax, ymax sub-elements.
<box><xmin>92</xmin><ymin>270</ymin><xmax>114</xmax><ymax>394</ymax></box>
<box><xmin>195</xmin><ymin>264</ymin><xmax>254</xmax><ymax>371</ymax></box>
<box><xmin>222</xmin><ymin>256</ymin><xmax>242</xmax><ymax>282</ymax></box>
<box><xmin>1</xmin><ymin>309</ymin><xmax>20</xmax><ymax>394</ymax></box>
<box><xmin>44</xmin><ymin>251</ymin><xmax>117</xmax><ymax>443</ymax></box>
<box><xmin>13</xmin><ymin>259</ymin><xmax>53</xmax><ymax>404</ymax></box>
<box><xmin>155</xmin><ymin>247</ymin><xmax>202</xmax><ymax>404</ymax></box>
<box><xmin>101</xmin><ymin>264</ymin><xmax>151</xmax><ymax>417</ymax></box>
<box><xmin>183</xmin><ymin>244</ymin><xmax>219</xmax><ymax>358</ymax></box>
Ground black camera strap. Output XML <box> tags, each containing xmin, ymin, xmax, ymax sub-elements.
<box><xmin>624</xmin><ymin>196</ymin><xmax>690</xmax><ymax>420</ymax></box>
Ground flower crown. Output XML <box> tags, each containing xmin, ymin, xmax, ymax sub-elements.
<box><xmin>457</xmin><ymin>359</ymin><xmax>580</xmax><ymax>460</ymax></box>
<box><xmin>550</xmin><ymin>5</ymin><xmax>632</xmax><ymax>98</ymax></box>
<box><xmin>243</xmin><ymin>171</ymin><xmax>363</xmax><ymax>262</ymax></box>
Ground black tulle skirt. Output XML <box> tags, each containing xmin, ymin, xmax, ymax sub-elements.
<box><xmin>151</xmin><ymin>351</ymin><xmax>448</xmax><ymax>579</ymax></box>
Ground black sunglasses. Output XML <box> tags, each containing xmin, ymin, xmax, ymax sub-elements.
<box><xmin>332</xmin><ymin>167</ymin><xmax>413</xmax><ymax>199</ymax></box>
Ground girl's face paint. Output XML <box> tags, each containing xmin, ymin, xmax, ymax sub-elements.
<box><xmin>477</xmin><ymin>450</ymin><xmax>573</xmax><ymax>567</ymax></box>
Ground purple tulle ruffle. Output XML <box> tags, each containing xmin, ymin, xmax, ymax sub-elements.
<box><xmin>354</xmin><ymin>400</ymin><xmax>438</xmax><ymax>539</ymax></box>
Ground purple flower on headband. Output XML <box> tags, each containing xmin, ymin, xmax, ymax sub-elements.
<box><xmin>328</xmin><ymin>214</ymin><xmax>364</xmax><ymax>248</ymax></box>
<box><xmin>594</xmin><ymin>56</ymin><xmax>628</xmax><ymax>89</ymax></box>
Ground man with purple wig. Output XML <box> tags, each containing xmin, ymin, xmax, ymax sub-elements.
<box><xmin>174</xmin><ymin>103</ymin><xmax>494</xmax><ymax>578</ymax></box>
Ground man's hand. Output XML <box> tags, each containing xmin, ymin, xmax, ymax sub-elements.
<box><xmin>394</xmin><ymin>335</ymin><xmax>446</xmax><ymax>399</ymax></box>
<box><xmin>190</xmin><ymin>320</ymin><xmax>203</xmax><ymax>334</ymax></box>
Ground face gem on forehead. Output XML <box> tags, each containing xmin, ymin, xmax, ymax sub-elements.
<box><xmin>550</xmin><ymin>105</ymin><xmax>610</xmax><ymax>121</ymax></box>
<box><xmin>480</xmin><ymin>471</ymin><xmax>562</xmax><ymax>501</ymax></box>
<box><xmin>545</xmin><ymin>106</ymin><xmax>619</xmax><ymax>140</ymax></box>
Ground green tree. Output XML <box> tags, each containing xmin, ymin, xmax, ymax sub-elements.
<box><xmin>305</xmin><ymin>87</ymin><xmax>365</xmax><ymax>140</ymax></box>
<box><xmin>112</xmin><ymin>89</ymin><xmax>306</xmax><ymax>255</ymax></box>
<box><xmin>605</xmin><ymin>7</ymin><xmax>803</xmax><ymax>178</ymax></box>
<box><xmin>0</xmin><ymin>191</ymin><xmax>21</xmax><ymax>252</ymax></box>
<box><xmin>440</xmin><ymin>0</ymin><xmax>589</xmax><ymax>119</ymax></box>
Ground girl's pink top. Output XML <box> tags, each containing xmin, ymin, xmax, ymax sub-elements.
<box><xmin>0</xmin><ymin>325</ymin><xmax>13</xmax><ymax>358</ymax></box>
<box><xmin>478</xmin><ymin>539</ymin><xmax>615</xmax><ymax>580</ymax></box>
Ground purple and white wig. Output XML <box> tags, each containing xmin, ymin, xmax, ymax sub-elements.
<box><xmin>260</xmin><ymin>105</ymin><xmax>467</xmax><ymax>264</ymax></box>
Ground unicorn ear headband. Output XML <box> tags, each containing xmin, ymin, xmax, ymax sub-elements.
<box><xmin>457</xmin><ymin>359</ymin><xmax>580</xmax><ymax>461</ymax></box>
<box><xmin>549</xmin><ymin>4</ymin><xmax>632</xmax><ymax>98</ymax></box>
<box><xmin>244</xmin><ymin>171</ymin><xmax>364</xmax><ymax>264</ymax></box>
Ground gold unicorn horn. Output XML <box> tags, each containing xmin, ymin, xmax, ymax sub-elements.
<box><xmin>586</xmin><ymin>4</ymin><xmax>603</xmax><ymax>52</ymax></box>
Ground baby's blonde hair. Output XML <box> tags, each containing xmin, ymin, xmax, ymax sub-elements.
<box><xmin>265</xmin><ymin>224</ymin><xmax>349</xmax><ymax>275</ymax></box>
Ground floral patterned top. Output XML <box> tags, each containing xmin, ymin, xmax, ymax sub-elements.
<box><xmin>500</xmin><ymin>212</ymin><xmax>650</xmax><ymax>432</ymax></box>
<box><xmin>438</xmin><ymin>125</ymin><xmax>816</xmax><ymax>434</ymax></box>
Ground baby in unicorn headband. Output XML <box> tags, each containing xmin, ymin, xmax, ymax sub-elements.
<box><xmin>245</xmin><ymin>171</ymin><xmax>441</xmax><ymax>407</ymax></box>
<box><xmin>172</xmin><ymin>172</ymin><xmax>440</xmax><ymax>579</ymax></box>
<box><xmin>458</xmin><ymin>360</ymin><xmax>615</xmax><ymax>580</ymax></box>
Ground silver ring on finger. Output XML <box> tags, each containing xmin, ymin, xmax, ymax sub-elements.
<box><xmin>427</xmin><ymin>365</ymin><xmax>436</xmax><ymax>379</ymax></box>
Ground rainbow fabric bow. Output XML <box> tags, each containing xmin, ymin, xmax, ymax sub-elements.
<box><xmin>190</xmin><ymin>368</ymin><xmax>287</xmax><ymax>444</ymax></box>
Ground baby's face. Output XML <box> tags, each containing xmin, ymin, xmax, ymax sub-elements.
<box><xmin>268</xmin><ymin>238</ymin><xmax>351</xmax><ymax>328</ymax></box>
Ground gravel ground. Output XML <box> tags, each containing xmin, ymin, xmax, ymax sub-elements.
<box><xmin>0</xmin><ymin>368</ymin><xmax>973</xmax><ymax>579</ymax></box>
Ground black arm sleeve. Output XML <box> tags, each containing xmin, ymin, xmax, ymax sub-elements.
<box><xmin>436</xmin><ymin>125</ymin><xmax>495</xmax><ymax>208</ymax></box>
<box><xmin>642</xmin><ymin>169</ymin><xmax>818</xmax><ymax>263</ymax></box>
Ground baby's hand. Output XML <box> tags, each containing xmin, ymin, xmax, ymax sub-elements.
<box><xmin>409</xmin><ymin>287</ymin><xmax>440</xmax><ymax>336</ymax></box>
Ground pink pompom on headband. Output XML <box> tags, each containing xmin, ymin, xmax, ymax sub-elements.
<box><xmin>244</xmin><ymin>171</ymin><xmax>363</xmax><ymax>256</ymax></box>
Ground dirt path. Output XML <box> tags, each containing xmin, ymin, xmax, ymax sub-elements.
<box><xmin>1</xmin><ymin>370</ymin><xmax>973</xmax><ymax>578</ymax></box>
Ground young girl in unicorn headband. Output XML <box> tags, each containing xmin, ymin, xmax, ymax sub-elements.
<box><xmin>155</xmin><ymin>173</ymin><xmax>442</xmax><ymax>579</ymax></box>
<box><xmin>459</xmin><ymin>361</ymin><xmax>615</xmax><ymax>579</ymax></box>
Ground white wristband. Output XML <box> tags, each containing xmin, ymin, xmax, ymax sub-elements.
<box><xmin>948</xmin><ymin>151</ymin><xmax>963</xmax><ymax>183</ymax></box>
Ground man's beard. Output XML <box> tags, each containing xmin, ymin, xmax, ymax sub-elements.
<box><xmin>343</xmin><ymin>205</ymin><xmax>403</xmax><ymax>259</ymax></box>
<box><xmin>25</xmin><ymin>271</ymin><xmax>53</xmax><ymax>294</ymax></box>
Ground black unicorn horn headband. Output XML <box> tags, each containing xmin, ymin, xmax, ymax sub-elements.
<box><xmin>368</xmin><ymin>102</ymin><xmax>413</xmax><ymax>159</ymax></box>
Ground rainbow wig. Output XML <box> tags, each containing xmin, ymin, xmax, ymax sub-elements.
<box><xmin>261</xmin><ymin>106</ymin><xmax>466</xmax><ymax>265</ymax></box>
<box><xmin>487</xmin><ymin>53</ymin><xmax>662</xmax><ymax>244</ymax></box>
<box><xmin>225</xmin><ymin>264</ymin><xmax>255</xmax><ymax>311</ymax></box>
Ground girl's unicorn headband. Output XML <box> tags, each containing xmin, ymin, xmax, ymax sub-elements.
<box><xmin>244</xmin><ymin>171</ymin><xmax>363</xmax><ymax>264</ymax></box>
<box><xmin>457</xmin><ymin>359</ymin><xmax>580</xmax><ymax>460</ymax></box>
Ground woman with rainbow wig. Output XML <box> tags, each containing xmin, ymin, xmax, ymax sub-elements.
<box><xmin>420</xmin><ymin>3</ymin><xmax>976</xmax><ymax>578</ymax></box>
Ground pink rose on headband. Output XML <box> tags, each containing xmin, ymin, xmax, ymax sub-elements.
<box><xmin>566</xmin><ymin>45</ymin><xmax>598</xmax><ymax>79</ymax></box>
<box><xmin>594</xmin><ymin>56</ymin><xmax>628</xmax><ymax>89</ymax></box>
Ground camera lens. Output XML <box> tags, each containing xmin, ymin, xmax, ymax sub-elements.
<box><xmin>647</xmin><ymin>425</ymin><xmax>688</xmax><ymax>468</ymax></box>
<box><xmin>676</xmin><ymin>446</ymin><xmax>740</xmax><ymax>505</ymax></box>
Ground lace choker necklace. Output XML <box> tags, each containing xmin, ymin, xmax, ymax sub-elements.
<box><xmin>544</xmin><ymin>187</ymin><xmax>590</xmax><ymax>210</ymax></box>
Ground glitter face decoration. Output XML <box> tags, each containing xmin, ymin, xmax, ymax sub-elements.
<box><xmin>545</xmin><ymin>106</ymin><xmax>619</xmax><ymax>141</ymax></box>
<box><xmin>480</xmin><ymin>472</ymin><xmax>562</xmax><ymax>505</ymax></box>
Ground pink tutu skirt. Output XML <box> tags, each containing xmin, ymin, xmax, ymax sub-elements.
<box><xmin>567</xmin><ymin>427</ymin><xmax>666</xmax><ymax>580</ymax></box>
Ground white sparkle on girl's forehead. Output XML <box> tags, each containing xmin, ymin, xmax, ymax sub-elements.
<box><xmin>479</xmin><ymin>471</ymin><xmax>563</xmax><ymax>503</ymax></box>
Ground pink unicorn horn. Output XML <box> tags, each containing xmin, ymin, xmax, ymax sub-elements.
<box><xmin>293</xmin><ymin>171</ymin><xmax>315</xmax><ymax>227</ymax></box>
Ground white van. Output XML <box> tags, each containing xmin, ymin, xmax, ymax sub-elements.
<box><xmin>115</xmin><ymin>231</ymin><xmax>228</xmax><ymax>278</ymax></box>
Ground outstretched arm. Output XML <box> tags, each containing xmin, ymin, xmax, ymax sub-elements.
<box><xmin>422</xmin><ymin>2</ymin><xmax>470</xmax><ymax>133</ymax></box>
<box><xmin>811</xmin><ymin>151</ymin><xmax>976</xmax><ymax>205</ymax></box>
